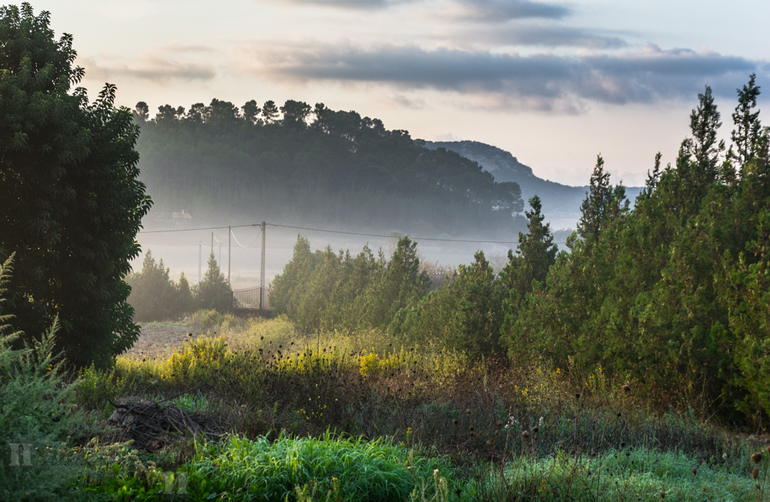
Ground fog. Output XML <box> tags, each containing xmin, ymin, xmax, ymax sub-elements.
<box><xmin>132</xmin><ymin>221</ymin><xmax>555</xmax><ymax>289</ymax></box>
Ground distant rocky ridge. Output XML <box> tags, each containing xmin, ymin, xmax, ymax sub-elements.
<box><xmin>423</xmin><ymin>140</ymin><xmax>642</xmax><ymax>230</ymax></box>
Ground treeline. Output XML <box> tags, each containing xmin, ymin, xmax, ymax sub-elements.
<box><xmin>134</xmin><ymin>99</ymin><xmax>525</xmax><ymax>236</ymax></box>
<box><xmin>270</xmin><ymin>76</ymin><xmax>770</xmax><ymax>424</ymax></box>
<box><xmin>127</xmin><ymin>251</ymin><xmax>231</xmax><ymax>321</ymax></box>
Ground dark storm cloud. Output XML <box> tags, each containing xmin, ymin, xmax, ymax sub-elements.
<box><xmin>260</xmin><ymin>44</ymin><xmax>762</xmax><ymax>111</ymax></box>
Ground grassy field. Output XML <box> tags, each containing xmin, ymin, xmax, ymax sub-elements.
<box><xmin>56</xmin><ymin>313</ymin><xmax>770</xmax><ymax>500</ymax></box>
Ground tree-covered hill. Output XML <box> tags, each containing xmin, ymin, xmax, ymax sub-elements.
<box><xmin>134</xmin><ymin>100</ymin><xmax>525</xmax><ymax>236</ymax></box>
<box><xmin>425</xmin><ymin>140</ymin><xmax>643</xmax><ymax>230</ymax></box>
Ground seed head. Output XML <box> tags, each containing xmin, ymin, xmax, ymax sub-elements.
<box><xmin>622</xmin><ymin>384</ymin><xmax>631</xmax><ymax>393</ymax></box>
<box><xmin>752</xmin><ymin>467</ymin><xmax>759</xmax><ymax>479</ymax></box>
<box><xmin>522</xmin><ymin>430</ymin><xmax>530</xmax><ymax>439</ymax></box>
<box><xmin>692</xmin><ymin>468</ymin><xmax>697</xmax><ymax>477</ymax></box>
<box><xmin>752</xmin><ymin>452</ymin><xmax>763</xmax><ymax>464</ymax></box>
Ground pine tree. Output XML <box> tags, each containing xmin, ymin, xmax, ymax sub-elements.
<box><xmin>195</xmin><ymin>253</ymin><xmax>232</xmax><ymax>313</ymax></box>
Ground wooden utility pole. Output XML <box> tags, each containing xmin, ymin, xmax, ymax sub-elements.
<box><xmin>260</xmin><ymin>221</ymin><xmax>266</xmax><ymax>310</ymax></box>
<box><xmin>228</xmin><ymin>225</ymin><xmax>231</xmax><ymax>283</ymax></box>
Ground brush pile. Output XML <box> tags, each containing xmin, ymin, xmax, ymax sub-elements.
<box><xmin>108</xmin><ymin>396</ymin><xmax>225</xmax><ymax>451</ymax></box>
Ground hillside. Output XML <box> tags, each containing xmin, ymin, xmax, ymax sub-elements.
<box><xmin>424</xmin><ymin>140</ymin><xmax>643</xmax><ymax>229</ymax></box>
<box><xmin>134</xmin><ymin>100</ymin><xmax>526</xmax><ymax>238</ymax></box>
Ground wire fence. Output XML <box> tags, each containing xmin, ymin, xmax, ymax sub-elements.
<box><xmin>232</xmin><ymin>286</ymin><xmax>271</xmax><ymax>310</ymax></box>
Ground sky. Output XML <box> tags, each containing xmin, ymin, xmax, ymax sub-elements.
<box><xmin>34</xmin><ymin>0</ymin><xmax>770</xmax><ymax>187</ymax></box>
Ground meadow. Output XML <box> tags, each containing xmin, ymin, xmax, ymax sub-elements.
<box><xmin>62</xmin><ymin>312</ymin><xmax>769</xmax><ymax>501</ymax></box>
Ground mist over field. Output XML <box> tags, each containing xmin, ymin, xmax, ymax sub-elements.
<box><xmin>134</xmin><ymin>224</ymin><xmax>522</xmax><ymax>289</ymax></box>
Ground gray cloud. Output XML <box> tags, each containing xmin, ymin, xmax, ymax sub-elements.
<box><xmin>460</xmin><ymin>0</ymin><xmax>570</xmax><ymax>21</ymax></box>
<box><xmin>283</xmin><ymin>0</ymin><xmax>403</xmax><ymax>8</ymax></box>
<box><xmin>458</xmin><ymin>23</ymin><xmax>628</xmax><ymax>49</ymax></box>
<box><xmin>255</xmin><ymin>43</ymin><xmax>762</xmax><ymax>112</ymax></box>
<box><xmin>280</xmin><ymin>0</ymin><xmax>568</xmax><ymax>19</ymax></box>
<box><xmin>83</xmin><ymin>56</ymin><xmax>216</xmax><ymax>83</ymax></box>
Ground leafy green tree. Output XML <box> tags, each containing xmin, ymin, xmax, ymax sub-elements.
<box><xmin>0</xmin><ymin>4</ymin><xmax>152</xmax><ymax>368</ymax></box>
<box><xmin>195</xmin><ymin>253</ymin><xmax>232</xmax><ymax>313</ymax></box>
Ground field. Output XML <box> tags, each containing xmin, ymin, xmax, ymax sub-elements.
<box><xmin>62</xmin><ymin>315</ymin><xmax>770</xmax><ymax>501</ymax></box>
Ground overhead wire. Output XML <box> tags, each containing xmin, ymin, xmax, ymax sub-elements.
<box><xmin>139</xmin><ymin>221</ymin><xmax>517</xmax><ymax>245</ymax></box>
<box><xmin>231</xmin><ymin>228</ymin><xmax>261</xmax><ymax>248</ymax></box>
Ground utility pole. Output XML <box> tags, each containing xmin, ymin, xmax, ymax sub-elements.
<box><xmin>210</xmin><ymin>232</ymin><xmax>214</xmax><ymax>255</ymax></box>
<box><xmin>260</xmin><ymin>221</ymin><xmax>266</xmax><ymax>310</ymax></box>
<box><xmin>228</xmin><ymin>225</ymin><xmax>231</xmax><ymax>283</ymax></box>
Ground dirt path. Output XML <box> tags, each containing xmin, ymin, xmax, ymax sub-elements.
<box><xmin>123</xmin><ymin>322</ymin><xmax>201</xmax><ymax>361</ymax></box>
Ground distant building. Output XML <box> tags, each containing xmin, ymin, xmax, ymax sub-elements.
<box><xmin>171</xmin><ymin>210</ymin><xmax>193</xmax><ymax>219</ymax></box>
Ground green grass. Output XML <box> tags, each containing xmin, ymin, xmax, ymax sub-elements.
<box><xmin>468</xmin><ymin>447</ymin><xmax>766</xmax><ymax>501</ymax></box>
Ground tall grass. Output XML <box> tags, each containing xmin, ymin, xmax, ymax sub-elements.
<box><xmin>72</xmin><ymin>315</ymin><xmax>769</xmax><ymax>500</ymax></box>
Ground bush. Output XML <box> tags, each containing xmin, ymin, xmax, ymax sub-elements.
<box><xmin>0</xmin><ymin>255</ymin><xmax>83</xmax><ymax>500</ymax></box>
<box><xmin>127</xmin><ymin>250</ymin><xmax>192</xmax><ymax>321</ymax></box>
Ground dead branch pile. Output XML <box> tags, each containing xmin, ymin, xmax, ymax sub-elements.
<box><xmin>108</xmin><ymin>396</ymin><xmax>225</xmax><ymax>451</ymax></box>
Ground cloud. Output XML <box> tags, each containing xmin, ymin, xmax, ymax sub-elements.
<box><xmin>81</xmin><ymin>53</ymin><xmax>216</xmax><ymax>84</ymax></box>
<box><xmin>456</xmin><ymin>23</ymin><xmax>628</xmax><ymax>49</ymax></box>
<box><xmin>281</xmin><ymin>0</ymin><xmax>406</xmax><ymax>8</ymax></box>
<box><xmin>248</xmin><ymin>42</ymin><xmax>762</xmax><ymax>112</ymax></box>
<box><xmin>277</xmin><ymin>0</ymin><xmax>567</xmax><ymax>18</ymax></box>
<box><xmin>458</xmin><ymin>0</ymin><xmax>570</xmax><ymax>21</ymax></box>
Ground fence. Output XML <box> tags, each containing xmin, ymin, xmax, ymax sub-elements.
<box><xmin>232</xmin><ymin>286</ymin><xmax>270</xmax><ymax>310</ymax></box>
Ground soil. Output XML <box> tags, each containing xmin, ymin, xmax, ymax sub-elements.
<box><xmin>123</xmin><ymin>322</ymin><xmax>205</xmax><ymax>361</ymax></box>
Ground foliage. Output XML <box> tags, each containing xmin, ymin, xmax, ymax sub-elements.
<box><xmin>182</xmin><ymin>433</ymin><xmax>452</xmax><ymax>502</ymax></box>
<box><xmin>0</xmin><ymin>3</ymin><xmax>152</xmax><ymax>368</ymax></box>
<box><xmin>398</xmin><ymin>251</ymin><xmax>506</xmax><ymax>356</ymax></box>
<box><xmin>75</xmin><ymin>314</ymin><xmax>770</xmax><ymax>500</ymax></box>
<box><xmin>193</xmin><ymin>253</ymin><xmax>232</xmax><ymax>313</ymax></box>
<box><xmin>134</xmin><ymin>98</ymin><xmax>525</xmax><ymax>236</ymax></box>
<box><xmin>0</xmin><ymin>254</ymin><xmax>84</xmax><ymax>500</ymax></box>
<box><xmin>506</xmin><ymin>76</ymin><xmax>770</xmax><ymax>422</ymax></box>
<box><xmin>126</xmin><ymin>250</ymin><xmax>193</xmax><ymax>321</ymax></box>
<box><xmin>271</xmin><ymin>236</ymin><xmax>429</xmax><ymax>333</ymax></box>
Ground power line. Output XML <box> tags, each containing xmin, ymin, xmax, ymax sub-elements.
<box><xmin>139</xmin><ymin>223</ymin><xmax>260</xmax><ymax>234</ymax></box>
<box><xmin>139</xmin><ymin>221</ymin><xmax>518</xmax><ymax>245</ymax></box>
